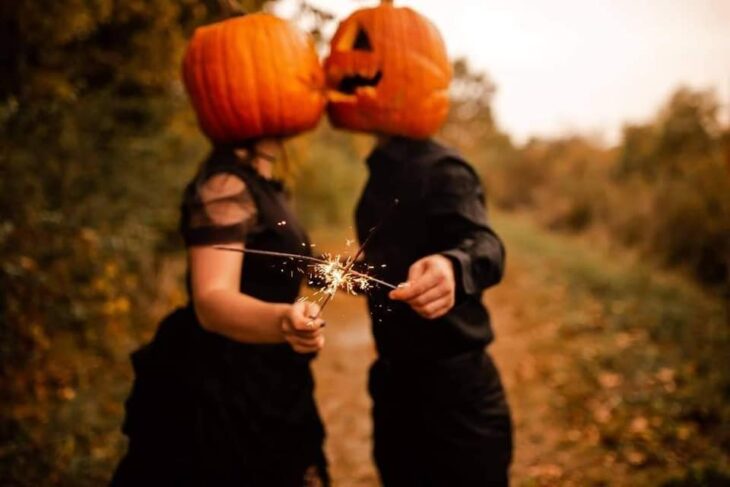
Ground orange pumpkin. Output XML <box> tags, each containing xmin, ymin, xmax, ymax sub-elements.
<box><xmin>324</xmin><ymin>2</ymin><xmax>452</xmax><ymax>138</ymax></box>
<box><xmin>182</xmin><ymin>13</ymin><xmax>325</xmax><ymax>144</ymax></box>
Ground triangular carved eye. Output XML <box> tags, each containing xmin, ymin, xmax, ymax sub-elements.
<box><xmin>353</xmin><ymin>26</ymin><xmax>372</xmax><ymax>51</ymax></box>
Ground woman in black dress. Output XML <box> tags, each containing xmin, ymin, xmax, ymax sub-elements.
<box><xmin>111</xmin><ymin>141</ymin><xmax>328</xmax><ymax>486</ymax></box>
<box><xmin>112</xmin><ymin>13</ymin><xmax>329</xmax><ymax>487</ymax></box>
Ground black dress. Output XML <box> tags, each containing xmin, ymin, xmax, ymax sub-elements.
<box><xmin>111</xmin><ymin>147</ymin><xmax>328</xmax><ymax>486</ymax></box>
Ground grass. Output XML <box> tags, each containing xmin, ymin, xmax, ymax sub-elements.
<box><xmin>492</xmin><ymin>211</ymin><xmax>729</xmax><ymax>485</ymax></box>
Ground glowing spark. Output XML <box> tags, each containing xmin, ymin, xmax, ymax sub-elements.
<box><xmin>214</xmin><ymin>247</ymin><xmax>395</xmax><ymax>292</ymax></box>
<box><xmin>310</xmin><ymin>253</ymin><xmax>372</xmax><ymax>297</ymax></box>
<box><xmin>215</xmin><ymin>198</ymin><xmax>400</xmax><ymax>320</ymax></box>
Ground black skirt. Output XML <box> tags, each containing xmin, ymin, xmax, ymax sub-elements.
<box><xmin>111</xmin><ymin>307</ymin><xmax>328</xmax><ymax>486</ymax></box>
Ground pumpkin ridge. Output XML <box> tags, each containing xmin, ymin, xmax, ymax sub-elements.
<box><xmin>217</xmin><ymin>20</ymin><xmax>240</xmax><ymax>140</ymax></box>
<box><xmin>247</xmin><ymin>17</ymin><xmax>264</xmax><ymax>138</ymax></box>
<box><xmin>277</xmin><ymin>20</ymin><xmax>294</xmax><ymax>131</ymax></box>
<box><xmin>190</xmin><ymin>31</ymin><xmax>225</xmax><ymax>140</ymax></box>
<box><xmin>230</xmin><ymin>17</ymin><xmax>254</xmax><ymax>139</ymax></box>
<box><xmin>263</xmin><ymin>18</ymin><xmax>282</xmax><ymax>137</ymax></box>
<box><xmin>221</xmin><ymin>18</ymin><xmax>248</xmax><ymax>140</ymax></box>
<box><xmin>391</xmin><ymin>7</ymin><xmax>408</xmax><ymax>131</ymax></box>
<box><xmin>273</xmin><ymin>16</ymin><xmax>289</xmax><ymax>136</ymax></box>
<box><xmin>205</xmin><ymin>25</ymin><xmax>233</xmax><ymax>140</ymax></box>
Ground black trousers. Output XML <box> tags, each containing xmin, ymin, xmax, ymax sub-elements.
<box><xmin>369</xmin><ymin>350</ymin><xmax>512</xmax><ymax>487</ymax></box>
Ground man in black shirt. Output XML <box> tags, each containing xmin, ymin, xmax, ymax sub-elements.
<box><xmin>356</xmin><ymin>136</ymin><xmax>512</xmax><ymax>486</ymax></box>
<box><xmin>324</xmin><ymin>4</ymin><xmax>513</xmax><ymax>485</ymax></box>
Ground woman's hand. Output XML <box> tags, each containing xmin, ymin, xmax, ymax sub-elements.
<box><xmin>281</xmin><ymin>300</ymin><xmax>326</xmax><ymax>354</ymax></box>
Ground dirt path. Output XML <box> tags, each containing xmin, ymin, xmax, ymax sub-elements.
<box><xmin>311</xmin><ymin>255</ymin><xmax>568</xmax><ymax>486</ymax></box>
<box><xmin>310</xmin><ymin>215</ymin><xmax>728</xmax><ymax>486</ymax></box>
<box><xmin>311</xmin><ymin>296</ymin><xmax>379</xmax><ymax>485</ymax></box>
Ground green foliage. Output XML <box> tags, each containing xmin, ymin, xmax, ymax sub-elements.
<box><xmin>662</xmin><ymin>466</ymin><xmax>730</xmax><ymax>487</ymax></box>
<box><xmin>483</xmin><ymin>87</ymin><xmax>730</xmax><ymax>286</ymax></box>
<box><xmin>0</xmin><ymin>0</ymin><xmax>268</xmax><ymax>484</ymax></box>
<box><xmin>291</xmin><ymin>124</ymin><xmax>369</xmax><ymax>229</ymax></box>
<box><xmin>496</xmin><ymin>213</ymin><xmax>730</xmax><ymax>484</ymax></box>
<box><xmin>0</xmin><ymin>84</ymin><xmax>206</xmax><ymax>487</ymax></box>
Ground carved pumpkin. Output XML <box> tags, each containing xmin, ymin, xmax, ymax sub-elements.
<box><xmin>324</xmin><ymin>2</ymin><xmax>452</xmax><ymax>138</ymax></box>
<box><xmin>182</xmin><ymin>13</ymin><xmax>325</xmax><ymax>144</ymax></box>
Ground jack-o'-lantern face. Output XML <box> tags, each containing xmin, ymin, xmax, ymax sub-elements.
<box><xmin>324</xmin><ymin>3</ymin><xmax>452</xmax><ymax>138</ymax></box>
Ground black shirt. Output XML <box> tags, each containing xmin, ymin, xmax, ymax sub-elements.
<box><xmin>356</xmin><ymin>136</ymin><xmax>505</xmax><ymax>362</ymax></box>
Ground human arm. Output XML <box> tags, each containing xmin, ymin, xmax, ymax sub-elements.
<box><xmin>186</xmin><ymin>173</ymin><xmax>324</xmax><ymax>352</ymax></box>
<box><xmin>389</xmin><ymin>157</ymin><xmax>505</xmax><ymax>319</ymax></box>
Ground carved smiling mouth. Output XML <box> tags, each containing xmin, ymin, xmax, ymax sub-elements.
<box><xmin>330</xmin><ymin>24</ymin><xmax>382</xmax><ymax>98</ymax></box>
<box><xmin>337</xmin><ymin>71</ymin><xmax>383</xmax><ymax>95</ymax></box>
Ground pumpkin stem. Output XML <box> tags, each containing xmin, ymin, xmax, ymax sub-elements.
<box><xmin>381</xmin><ymin>0</ymin><xmax>394</xmax><ymax>4</ymax></box>
<box><xmin>218</xmin><ymin>0</ymin><xmax>247</xmax><ymax>18</ymax></box>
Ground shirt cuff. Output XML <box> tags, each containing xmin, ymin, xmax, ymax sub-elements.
<box><xmin>440</xmin><ymin>249</ymin><xmax>477</xmax><ymax>297</ymax></box>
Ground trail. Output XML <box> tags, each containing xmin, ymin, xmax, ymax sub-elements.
<box><xmin>314</xmin><ymin>285</ymin><xmax>585</xmax><ymax>485</ymax></box>
<box><xmin>311</xmin><ymin>213</ymin><xmax>727</xmax><ymax>486</ymax></box>
<box><xmin>311</xmin><ymin>262</ymin><xmax>573</xmax><ymax>486</ymax></box>
<box><xmin>311</xmin><ymin>227</ymin><xmax>586</xmax><ymax>486</ymax></box>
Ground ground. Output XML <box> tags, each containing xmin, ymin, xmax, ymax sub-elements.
<box><xmin>13</xmin><ymin>211</ymin><xmax>722</xmax><ymax>486</ymax></box>
<box><xmin>310</xmin><ymin>250</ymin><xmax>572</xmax><ymax>486</ymax></box>
<box><xmin>310</xmin><ymin>213</ymin><xmax>729</xmax><ymax>486</ymax></box>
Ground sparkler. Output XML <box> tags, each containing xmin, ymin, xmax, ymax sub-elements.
<box><xmin>308</xmin><ymin>198</ymin><xmax>399</xmax><ymax>319</ymax></box>
<box><xmin>215</xmin><ymin>198</ymin><xmax>400</xmax><ymax>321</ymax></box>
<box><xmin>214</xmin><ymin>246</ymin><xmax>396</xmax><ymax>291</ymax></box>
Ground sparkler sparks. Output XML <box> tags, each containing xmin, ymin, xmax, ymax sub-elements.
<box><xmin>308</xmin><ymin>198</ymin><xmax>399</xmax><ymax>319</ymax></box>
<box><xmin>214</xmin><ymin>246</ymin><xmax>395</xmax><ymax>295</ymax></box>
<box><xmin>215</xmin><ymin>198</ymin><xmax>400</xmax><ymax>319</ymax></box>
<box><xmin>310</xmin><ymin>253</ymin><xmax>373</xmax><ymax>297</ymax></box>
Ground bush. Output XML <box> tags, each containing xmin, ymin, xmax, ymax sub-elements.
<box><xmin>479</xmin><ymin>87</ymin><xmax>730</xmax><ymax>287</ymax></box>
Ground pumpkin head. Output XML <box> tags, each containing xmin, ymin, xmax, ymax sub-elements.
<box><xmin>324</xmin><ymin>3</ymin><xmax>452</xmax><ymax>138</ymax></box>
<box><xmin>182</xmin><ymin>13</ymin><xmax>325</xmax><ymax>144</ymax></box>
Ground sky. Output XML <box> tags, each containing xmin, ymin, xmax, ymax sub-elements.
<box><xmin>274</xmin><ymin>0</ymin><xmax>730</xmax><ymax>145</ymax></box>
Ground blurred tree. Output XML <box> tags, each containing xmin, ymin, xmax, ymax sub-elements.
<box><xmin>449</xmin><ymin>58</ymin><xmax>497</xmax><ymax>128</ymax></box>
<box><xmin>0</xmin><ymin>1</ymin><xmax>269</xmax><ymax>485</ymax></box>
<box><xmin>442</xmin><ymin>57</ymin><xmax>505</xmax><ymax>150</ymax></box>
<box><xmin>618</xmin><ymin>87</ymin><xmax>721</xmax><ymax>178</ymax></box>
<box><xmin>495</xmin><ymin>86</ymin><xmax>730</xmax><ymax>286</ymax></box>
<box><xmin>614</xmin><ymin>88</ymin><xmax>730</xmax><ymax>284</ymax></box>
<box><xmin>655</xmin><ymin>88</ymin><xmax>719</xmax><ymax>164</ymax></box>
<box><xmin>439</xmin><ymin>57</ymin><xmax>514</xmax><ymax>203</ymax></box>
<box><xmin>618</xmin><ymin>124</ymin><xmax>657</xmax><ymax>177</ymax></box>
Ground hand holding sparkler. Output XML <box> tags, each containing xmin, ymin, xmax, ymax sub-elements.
<box><xmin>389</xmin><ymin>254</ymin><xmax>456</xmax><ymax>320</ymax></box>
<box><xmin>281</xmin><ymin>300</ymin><xmax>325</xmax><ymax>354</ymax></box>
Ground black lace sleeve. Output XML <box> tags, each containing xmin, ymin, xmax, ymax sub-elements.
<box><xmin>181</xmin><ymin>170</ymin><xmax>258</xmax><ymax>247</ymax></box>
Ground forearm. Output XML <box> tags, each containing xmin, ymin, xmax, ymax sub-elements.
<box><xmin>194</xmin><ymin>288</ymin><xmax>288</xmax><ymax>343</ymax></box>
<box><xmin>441</xmin><ymin>226</ymin><xmax>505</xmax><ymax>295</ymax></box>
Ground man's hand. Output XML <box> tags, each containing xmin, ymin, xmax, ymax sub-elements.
<box><xmin>388</xmin><ymin>254</ymin><xmax>456</xmax><ymax>319</ymax></box>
